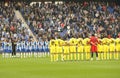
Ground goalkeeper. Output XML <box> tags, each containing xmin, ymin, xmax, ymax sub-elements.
<box><xmin>90</xmin><ymin>34</ymin><xmax>99</xmax><ymax>60</ymax></box>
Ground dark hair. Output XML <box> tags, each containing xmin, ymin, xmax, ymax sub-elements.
<box><xmin>92</xmin><ymin>34</ymin><xmax>95</xmax><ymax>36</ymax></box>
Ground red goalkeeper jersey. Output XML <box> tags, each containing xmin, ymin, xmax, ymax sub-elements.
<box><xmin>90</xmin><ymin>36</ymin><xmax>98</xmax><ymax>52</ymax></box>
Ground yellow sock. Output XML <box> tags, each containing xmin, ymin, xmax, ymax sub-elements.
<box><xmin>109</xmin><ymin>52</ymin><xmax>112</xmax><ymax>59</ymax></box>
<box><xmin>54</xmin><ymin>54</ymin><xmax>58</xmax><ymax>61</ymax></box>
<box><xmin>114</xmin><ymin>52</ymin><xmax>116</xmax><ymax>59</ymax></box>
<box><xmin>56</xmin><ymin>54</ymin><xmax>59</xmax><ymax>61</ymax></box>
<box><xmin>64</xmin><ymin>54</ymin><xmax>67</xmax><ymax>60</ymax></box>
<box><xmin>54</xmin><ymin>55</ymin><xmax>56</xmax><ymax>61</ymax></box>
<box><xmin>115</xmin><ymin>52</ymin><xmax>117</xmax><ymax>59</ymax></box>
<box><xmin>78</xmin><ymin>53</ymin><xmax>80</xmax><ymax>60</ymax></box>
<box><xmin>61</xmin><ymin>54</ymin><xmax>63</xmax><ymax>61</ymax></box>
<box><xmin>74</xmin><ymin>54</ymin><xmax>77</xmax><ymax>60</ymax></box>
<box><xmin>89</xmin><ymin>53</ymin><xmax>91</xmax><ymax>59</ymax></box>
<box><xmin>70</xmin><ymin>54</ymin><xmax>73</xmax><ymax>60</ymax></box>
<box><xmin>98</xmin><ymin>53</ymin><xmax>101</xmax><ymax>60</ymax></box>
<box><xmin>104</xmin><ymin>53</ymin><xmax>106</xmax><ymax>60</ymax></box>
<box><xmin>107</xmin><ymin>53</ymin><xmax>109</xmax><ymax>60</ymax></box>
<box><xmin>116</xmin><ymin>52</ymin><xmax>119</xmax><ymax>59</ymax></box>
<box><xmin>67</xmin><ymin>55</ymin><xmax>70</xmax><ymax>60</ymax></box>
<box><xmin>101</xmin><ymin>53</ymin><xmax>103</xmax><ymax>60</ymax></box>
<box><xmin>86</xmin><ymin>53</ymin><xmax>87</xmax><ymax>60</ymax></box>
<box><xmin>64</xmin><ymin>55</ymin><xmax>66</xmax><ymax>60</ymax></box>
<box><xmin>87</xmin><ymin>53</ymin><xmax>90</xmax><ymax>60</ymax></box>
<box><xmin>81</xmin><ymin>53</ymin><xmax>84</xmax><ymax>60</ymax></box>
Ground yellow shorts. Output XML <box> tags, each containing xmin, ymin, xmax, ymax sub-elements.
<box><xmin>116</xmin><ymin>47</ymin><xmax>120</xmax><ymax>52</ymax></box>
<box><xmin>50</xmin><ymin>48</ymin><xmax>56</xmax><ymax>54</ymax></box>
<box><xmin>70</xmin><ymin>46</ymin><xmax>76</xmax><ymax>53</ymax></box>
<box><xmin>98</xmin><ymin>45</ymin><xmax>103</xmax><ymax>52</ymax></box>
<box><xmin>63</xmin><ymin>46</ymin><xmax>69</xmax><ymax>54</ymax></box>
<box><xmin>103</xmin><ymin>45</ymin><xmax>109</xmax><ymax>52</ymax></box>
<box><xmin>84</xmin><ymin>46</ymin><xmax>90</xmax><ymax>52</ymax></box>
<box><xmin>56</xmin><ymin>47</ymin><xmax>63</xmax><ymax>53</ymax></box>
<box><xmin>77</xmin><ymin>46</ymin><xmax>83</xmax><ymax>52</ymax></box>
<box><xmin>109</xmin><ymin>45</ymin><xmax>115</xmax><ymax>52</ymax></box>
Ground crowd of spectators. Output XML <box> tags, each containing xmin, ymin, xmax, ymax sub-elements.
<box><xmin>0</xmin><ymin>1</ymin><xmax>120</xmax><ymax>42</ymax></box>
<box><xmin>0</xmin><ymin>2</ymin><xmax>33</xmax><ymax>43</ymax></box>
<box><xmin>19</xmin><ymin>1</ymin><xmax>120</xmax><ymax>41</ymax></box>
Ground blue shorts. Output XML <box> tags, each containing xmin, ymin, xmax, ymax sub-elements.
<box><xmin>4</xmin><ymin>49</ymin><xmax>11</xmax><ymax>53</ymax></box>
<box><xmin>44</xmin><ymin>48</ymin><xmax>49</xmax><ymax>52</ymax></box>
<box><xmin>38</xmin><ymin>48</ymin><xmax>42</xmax><ymax>52</ymax></box>
<box><xmin>31</xmin><ymin>49</ymin><xmax>35</xmax><ymax>52</ymax></box>
<box><xmin>35</xmin><ymin>48</ymin><xmax>39</xmax><ymax>52</ymax></box>
<box><xmin>21</xmin><ymin>49</ymin><xmax>26</xmax><ymax>52</ymax></box>
<box><xmin>16</xmin><ymin>49</ymin><xmax>21</xmax><ymax>52</ymax></box>
<box><xmin>41</xmin><ymin>48</ymin><xmax>44</xmax><ymax>52</ymax></box>
<box><xmin>26</xmin><ymin>49</ymin><xmax>31</xmax><ymax>52</ymax></box>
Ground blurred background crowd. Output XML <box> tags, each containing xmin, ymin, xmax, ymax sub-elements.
<box><xmin>0</xmin><ymin>0</ymin><xmax>120</xmax><ymax>42</ymax></box>
<box><xmin>0</xmin><ymin>1</ymin><xmax>33</xmax><ymax>43</ymax></box>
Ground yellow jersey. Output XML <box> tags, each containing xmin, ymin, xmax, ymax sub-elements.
<box><xmin>77</xmin><ymin>38</ymin><xmax>84</xmax><ymax>52</ymax></box>
<box><xmin>115</xmin><ymin>38</ymin><xmax>120</xmax><ymax>51</ymax></box>
<box><xmin>109</xmin><ymin>38</ymin><xmax>115</xmax><ymax>52</ymax></box>
<box><xmin>49</xmin><ymin>39</ymin><xmax>56</xmax><ymax>53</ymax></box>
<box><xmin>63</xmin><ymin>41</ymin><xmax>69</xmax><ymax>54</ymax></box>
<box><xmin>69</xmin><ymin>38</ymin><xmax>77</xmax><ymax>53</ymax></box>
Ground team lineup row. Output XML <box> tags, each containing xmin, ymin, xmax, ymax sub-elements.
<box><xmin>1</xmin><ymin>41</ymin><xmax>50</xmax><ymax>58</ymax></box>
<box><xmin>1</xmin><ymin>41</ymin><xmax>49</xmax><ymax>53</ymax></box>
<box><xmin>1</xmin><ymin>38</ymin><xmax>120</xmax><ymax>60</ymax></box>
<box><xmin>49</xmin><ymin>38</ymin><xmax>120</xmax><ymax>61</ymax></box>
<box><xmin>1</xmin><ymin>38</ymin><xmax>120</xmax><ymax>52</ymax></box>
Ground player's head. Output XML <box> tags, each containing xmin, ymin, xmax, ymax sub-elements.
<box><xmin>58</xmin><ymin>36</ymin><xmax>61</xmax><ymax>39</ymax></box>
<box><xmin>65</xmin><ymin>41</ymin><xmax>68</xmax><ymax>45</ymax></box>
<box><xmin>72</xmin><ymin>40</ymin><xmax>74</xmax><ymax>43</ymax></box>
<box><xmin>51</xmin><ymin>41</ymin><xmax>54</xmax><ymax>45</ymax></box>
<box><xmin>92</xmin><ymin>34</ymin><xmax>95</xmax><ymax>36</ymax></box>
<box><xmin>78</xmin><ymin>40</ymin><xmax>82</xmax><ymax>44</ymax></box>
<box><xmin>58</xmin><ymin>41</ymin><xmax>60</xmax><ymax>44</ymax></box>
<box><xmin>110</xmin><ymin>38</ymin><xmax>113</xmax><ymax>43</ymax></box>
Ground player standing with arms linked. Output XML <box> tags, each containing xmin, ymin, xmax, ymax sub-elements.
<box><xmin>90</xmin><ymin>34</ymin><xmax>99</xmax><ymax>60</ymax></box>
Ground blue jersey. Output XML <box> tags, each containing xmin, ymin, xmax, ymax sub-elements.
<box><xmin>8</xmin><ymin>43</ymin><xmax>12</xmax><ymax>53</ymax></box>
<box><xmin>44</xmin><ymin>41</ymin><xmax>49</xmax><ymax>52</ymax></box>
<box><xmin>4</xmin><ymin>42</ymin><xmax>8</xmax><ymax>52</ymax></box>
<box><xmin>4</xmin><ymin>42</ymin><xmax>12</xmax><ymax>53</ymax></box>
<box><xmin>1</xmin><ymin>42</ymin><xmax>4</xmax><ymax>49</ymax></box>
<box><xmin>40</xmin><ymin>41</ymin><xmax>44</xmax><ymax>52</ymax></box>
<box><xmin>3</xmin><ymin>42</ymin><xmax>7</xmax><ymax>50</ymax></box>
<box><xmin>35</xmin><ymin>42</ymin><xmax>40</xmax><ymax>52</ymax></box>
<box><xmin>29</xmin><ymin>42</ymin><xmax>32</xmax><ymax>51</ymax></box>
<box><xmin>21</xmin><ymin>41</ymin><xmax>26</xmax><ymax>52</ymax></box>
<box><xmin>16</xmin><ymin>42</ymin><xmax>20</xmax><ymax>52</ymax></box>
<box><xmin>0</xmin><ymin>42</ymin><xmax>3</xmax><ymax>51</ymax></box>
<box><xmin>27</xmin><ymin>42</ymin><xmax>31</xmax><ymax>52</ymax></box>
<box><xmin>38</xmin><ymin>42</ymin><xmax>42</xmax><ymax>52</ymax></box>
<box><xmin>31</xmin><ymin>42</ymin><xmax>35</xmax><ymax>51</ymax></box>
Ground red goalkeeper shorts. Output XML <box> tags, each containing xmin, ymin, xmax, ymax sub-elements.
<box><xmin>91</xmin><ymin>46</ymin><xmax>97</xmax><ymax>52</ymax></box>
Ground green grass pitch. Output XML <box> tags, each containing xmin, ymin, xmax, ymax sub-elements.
<box><xmin>0</xmin><ymin>55</ymin><xmax>120</xmax><ymax>78</ymax></box>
